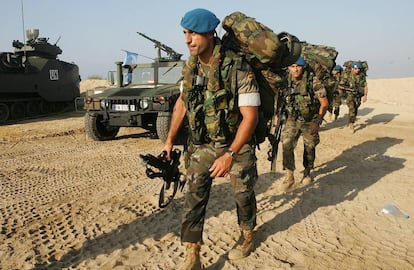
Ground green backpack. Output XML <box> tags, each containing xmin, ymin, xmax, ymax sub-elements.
<box><xmin>301</xmin><ymin>42</ymin><xmax>338</xmax><ymax>81</ymax></box>
<box><xmin>221</xmin><ymin>12</ymin><xmax>300</xmax><ymax>116</ymax></box>
<box><xmin>221</xmin><ymin>11</ymin><xmax>338</xmax><ymax>144</ymax></box>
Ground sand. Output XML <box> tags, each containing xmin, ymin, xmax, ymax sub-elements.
<box><xmin>0</xmin><ymin>77</ymin><xmax>413</xmax><ymax>269</ymax></box>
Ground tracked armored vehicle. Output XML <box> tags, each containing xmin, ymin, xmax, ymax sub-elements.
<box><xmin>0</xmin><ymin>29</ymin><xmax>80</xmax><ymax>123</ymax></box>
<box><xmin>81</xmin><ymin>32</ymin><xmax>185</xmax><ymax>142</ymax></box>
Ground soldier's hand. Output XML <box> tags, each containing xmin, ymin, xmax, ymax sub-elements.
<box><xmin>310</xmin><ymin>122</ymin><xmax>320</xmax><ymax>135</ymax></box>
<box><xmin>209</xmin><ymin>153</ymin><xmax>233</xmax><ymax>178</ymax></box>
<box><xmin>161</xmin><ymin>142</ymin><xmax>173</xmax><ymax>160</ymax></box>
<box><xmin>362</xmin><ymin>95</ymin><xmax>367</xmax><ymax>103</ymax></box>
<box><xmin>273</xmin><ymin>115</ymin><xmax>279</xmax><ymax>126</ymax></box>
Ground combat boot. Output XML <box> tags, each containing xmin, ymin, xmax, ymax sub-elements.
<box><xmin>302</xmin><ymin>168</ymin><xmax>313</xmax><ymax>185</ymax></box>
<box><xmin>348</xmin><ymin>122</ymin><xmax>355</xmax><ymax>133</ymax></box>
<box><xmin>228</xmin><ymin>229</ymin><xmax>254</xmax><ymax>260</ymax></box>
<box><xmin>179</xmin><ymin>242</ymin><xmax>202</xmax><ymax>270</ymax></box>
<box><xmin>280</xmin><ymin>169</ymin><xmax>294</xmax><ymax>191</ymax></box>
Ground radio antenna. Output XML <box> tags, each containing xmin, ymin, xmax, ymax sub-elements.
<box><xmin>20</xmin><ymin>0</ymin><xmax>27</xmax><ymax>64</ymax></box>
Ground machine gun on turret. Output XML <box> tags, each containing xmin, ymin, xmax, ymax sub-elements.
<box><xmin>137</xmin><ymin>32</ymin><xmax>182</xmax><ymax>62</ymax></box>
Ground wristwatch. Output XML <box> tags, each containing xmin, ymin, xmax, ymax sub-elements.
<box><xmin>315</xmin><ymin>117</ymin><xmax>323</xmax><ymax>126</ymax></box>
<box><xmin>227</xmin><ymin>149</ymin><xmax>237</xmax><ymax>158</ymax></box>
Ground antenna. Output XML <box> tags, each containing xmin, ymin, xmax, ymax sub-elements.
<box><xmin>20</xmin><ymin>0</ymin><xmax>27</xmax><ymax>64</ymax></box>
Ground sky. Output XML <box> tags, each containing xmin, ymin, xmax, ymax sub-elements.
<box><xmin>2</xmin><ymin>0</ymin><xmax>414</xmax><ymax>80</ymax></box>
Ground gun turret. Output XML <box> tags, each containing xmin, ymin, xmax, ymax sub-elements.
<box><xmin>137</xmin><ymin>32</ymin><xmax>182</xmax><ymax>62</ymax></box>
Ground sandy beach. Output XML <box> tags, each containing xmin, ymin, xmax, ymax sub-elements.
<box><xmin>0</xmin><ymin>77</ymin><xmax>413</xmax><ymax>270</ymax></box>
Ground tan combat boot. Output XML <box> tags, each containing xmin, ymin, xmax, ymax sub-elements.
<box><xmin>179</xmin><ymin>242</ymin><xmax>202</xmax><ymax>270</ymax></box>
<box><xmin>228</xmin><ymin>229</ymin><xmax>254</xmax><ymax>260</ymax></box>
<box><xmin>280</xmin><ymin>169</ymin><xmax>294</xmax><ymax>192</ymax></box>
<box><xmin>302</xmin><ymin>168</ymin><xmax>313</xmax><ymax>185</ymax></box>
<box><xmin>348</xmin><ymin>122</ymin><xmax>355</xmax><ymax>133</ymax></box>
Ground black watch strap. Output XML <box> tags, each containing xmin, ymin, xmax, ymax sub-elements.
<box><xmin>227</xmin><ymin>149</ymin><xmax>237</xmax><ymax>158</ymax></box>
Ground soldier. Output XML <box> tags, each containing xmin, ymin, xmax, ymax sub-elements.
<box><xmin>161</xmin><ymin>8</ymin><xmax>260</xmax><ymax>269</ymax></box>
<box><xmin>275</xmin><ymin>57</ymin><xmax>328</xmax><ymax>191</ymax></box>
<box><xmin>338</xmin><ymin>61</ymin><xmax>368</xmax><ymax>132</ymax></box>
<box><xmin>325</xmin><ymin>65</ymin><xmax>343</xmax><ymax>121</ymax></box>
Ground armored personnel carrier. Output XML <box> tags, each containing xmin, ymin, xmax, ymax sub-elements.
<box><xmin>0</xmin><ymin>29</ymin><xmax>80</xmax><ymax>123</ymax></box>
<box><xmin>81</xmin><ymin>32</ymin><xmax>186</xmax><ymax>142</ymax></box>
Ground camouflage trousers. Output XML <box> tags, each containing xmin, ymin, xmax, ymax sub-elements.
<box><xmin>328</xmin><ymin>90</ymin><xmax>343</xmax><ymax>116</ymax></box>
<box><xmin>345</xmin><ymin>93</ymin><xmax>361</xmax><ymax>123</ymax></box>
<box><xmin>181</xmin><ymin>143</ymin><xmax>258</xmax><ymax>244</ymax></box>
<box><xmin>281</xmin><ymin>118</ymin><xmax>320</xmax><ymax>171</ymax></box>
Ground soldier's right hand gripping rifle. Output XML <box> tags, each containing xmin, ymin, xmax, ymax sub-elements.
<box><xmin>267</xmin><ymin>99</ymin><xmax>287</xmax><ymax>173</ymax></box>
<box><xmin>139</xmin><ymin>149</ymin><xmax>186</xmax><ymax>208</ymax></box>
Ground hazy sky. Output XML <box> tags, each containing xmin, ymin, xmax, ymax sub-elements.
<box><xmin>2</xmin><ymin>0</ymin><xmax>413</xmax><ymax>79</ymax></box>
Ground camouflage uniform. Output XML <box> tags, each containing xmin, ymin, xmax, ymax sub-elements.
<box><xmin>278</xmin><ymin>70</ymin><xmax>326</xmax><ymax>171</ymax></box>
<box><xmin>325</xmin><ymin>72</ymin><xmax>342</xmax><ymax>118</ymax></box>
<box><xmin>339</xmin><ymin>71</ymin><xmax>367</xmax><ymax>124</ymax></box>
<box><xmin>180</xmin><ymin>39</ymin><xmax>259</xmax><ymax>244</ymax></box>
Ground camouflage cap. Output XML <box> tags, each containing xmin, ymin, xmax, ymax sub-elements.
<box><xmin>181</xmin><ymin>8</ymin><xmax>220</xmax><ymax>33</ymax></box>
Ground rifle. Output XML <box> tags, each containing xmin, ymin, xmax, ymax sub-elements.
<box><xmin>267</xmin><ymin>100</ymin><xmax>287</xmax><ymax>173</ymax></box>
<box><xmin>344</xmin><ymin>86</ymin><xmax>363</xmax><ymax>98</ymax></box>
<box><xmin>139</xmin><ymin>149</ymin><xmax>185</xmax><ymax>208</ymax></box>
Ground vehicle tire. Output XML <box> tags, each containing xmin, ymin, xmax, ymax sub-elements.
<box><xmin>0</xmin><ymin>103</ymin><xmax>10</xmax><ymax>123</ymax></box>
<box><xmin>26</xmin><ymin>100</ymin><xmax>41</xmax><ymax>116</ymax></box>
<box><xmin>10</xmin><ymin>102</ymin><xmax>25</xmax><ymax>119</ymax></box>
<box><xmin>156</xmin><ymin>111</ymin><xmax>187</xmax><ymax>145</ymax></box>
<box><xmin>84</xmin><ymin>113</ymin><xmax>120</xmax><ymax>141</ymax></box>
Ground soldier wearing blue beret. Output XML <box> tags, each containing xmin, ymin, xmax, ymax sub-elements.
<box><xmin>162</xmin><ymin>8</ymin><xmax>260</xmax><ymax>268</ymax></box>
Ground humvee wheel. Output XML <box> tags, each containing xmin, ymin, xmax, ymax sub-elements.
<box><xmin>84</xmin><ymin>113</ymin><xmax>120</xmax><ymax>141</ymax></box>
<box><xmin>156</xmin><ymin>112</ymin><xmax>187</xmax><ymax>145</ymax></box>
<box><xmin>156</xmin><ymin>112</ymin><xmax>171</xmax><ymax>143</ymax></box>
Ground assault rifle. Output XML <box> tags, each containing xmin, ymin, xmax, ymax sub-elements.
<box><xmin>267</xmin><ymin>100</ymin><xmax>287</xmax><ymax>173</ymax></box>
<box><xmin>139</xmin><ymin>149</ymin><xmax>185</xmax><ymax>208</ymax></box>
<box><xmin>344</xmin><ymin>86</ymin><xmax>364</xmax><ymax>98</ymax></box>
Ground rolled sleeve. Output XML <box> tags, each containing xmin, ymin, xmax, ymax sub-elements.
<box><xmin>237</xmin><ymin>68</ymin><xmax>261</xmax><ymax>107</ymax></box>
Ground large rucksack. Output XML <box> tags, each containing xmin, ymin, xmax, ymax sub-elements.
<box><xmin>221</xmin><ymin>11</ymin><xmax>338</xmax><ymax>143</ymax></box>
<box><xmin>301</xmin><ymin>42</ymin><xmax>338</xmax><ymax>81</ymax></box>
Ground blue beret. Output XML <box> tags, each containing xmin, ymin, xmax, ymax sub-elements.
<box><xmin>294</xmin><ymin>56</ymin><xmax>307</xmax><ymax>66</ymax></box>
<box><xmin>333</xmin><ymin>65</ymin><xmax>343</xmax><ymax>70</ymax></box>
<box><xmin>352</xmin><ymin>61</ymin><xmax>362</xmax><ymax>68</ymax></box>
<box><xmin>181</xmin><ymin>8</ymin><xmax>220</xmax><ymax>33</ymax></box>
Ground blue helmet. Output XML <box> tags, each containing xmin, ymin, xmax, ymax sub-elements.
<box><xmin>181</xmin><ymin>8</ymin><xmax>220</xmax><ymax>33</ymax></box>
<box><xmin>333</xmin><ymin>65</ymin><xmax>343</xmax><ymax>71</ymax></box>
<box><xmin>352</xmin><ymin>61</ymin><xmax>362</xmax><ymax>69</ymax></box>
<box><xmin>294</xmin><ymin>56</ymin><xmax>306</xmax><ymax>66</ymax></box>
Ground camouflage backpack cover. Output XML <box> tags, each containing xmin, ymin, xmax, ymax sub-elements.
<box><xmin>221</xmin><ymin>11</ymin><xmax>338</xmax><ymax>143</ymax></box>
<box><xmin>301</xmin><ymin>43</ymin><xmax>338</xmax><ymax>81</ymax></box>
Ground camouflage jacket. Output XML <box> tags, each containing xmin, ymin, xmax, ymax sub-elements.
<box><xmin>181</xmin><ymin>39</ymin><xmax>255</xmax><ymax>145</ymax></box>
<box><xmin>325</xmin><ymin>73</ymin><xmax>341</xmax><ymax>93</ymax></box>
<box><xmin>278</xmin><ymin>69</ymin><xmax>326</xmax><ymax>122</ymax></box>
<box><xmin>339</xmin><ymin>71</ymin><xmax>367</xmax><ymax>96</ymax></box>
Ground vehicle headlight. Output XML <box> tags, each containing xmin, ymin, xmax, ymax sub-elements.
<box><xmin>100</xmin><ymin>100</ymin><xmax>107</xmax><ymax>109</ymax></box>
<box><xmin>140</xmin><ymin>98</ymin><xmax>149</xmax><ymax>109</ymax></box>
